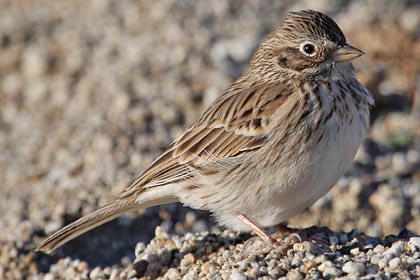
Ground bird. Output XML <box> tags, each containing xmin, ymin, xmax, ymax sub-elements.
<box><xmin>37</xmin><ymin>9</ymin><xmax>374</xmax><ymax>254</ymax></box>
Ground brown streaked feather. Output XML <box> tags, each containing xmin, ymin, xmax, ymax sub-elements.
<box><xmin>119</xmin><ymin>80</ymin><xmax>292</xmax><ymax>199</ymax></box>
<box><xmin>174</xmin><ymin>127</ymin><xmax>224</xmax><ymax>158</ymax></box>
<box><xmin>210</xmin><ymin>132</ymin><xmax>248</xmax><ymax>159</ymax></box>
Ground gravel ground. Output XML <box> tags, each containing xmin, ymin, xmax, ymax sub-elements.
<box><xmin>0</xmin><ymin>0</ymin><xmax>419</xmax><ymax>279</ymax></box>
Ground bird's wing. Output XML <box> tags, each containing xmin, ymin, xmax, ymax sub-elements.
<box><xmin>119</xmin><ymin>79</ymin><xmax>293</xmax><ymax>198</ymax></box>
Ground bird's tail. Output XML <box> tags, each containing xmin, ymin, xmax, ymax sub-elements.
<box><xmin>36</xmin><ymin>200</ymin><xmax>137</xmax><ymax>254</ymax></box>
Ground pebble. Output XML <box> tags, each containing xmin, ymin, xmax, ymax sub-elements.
<box><xmin>89</xmin><ymin>267</ymin><xmax>101</xmax><ymax>279</ymax></box>
<box><xmin>286</xmin><ymin>269</ymin><xmax>304</xmax><ymax>280</ymax></box>
<box><xmin>135</xmin><ymin>242</ymin><xmax>146</xmax><ymax>257</ymax></box>
<box><xmin>165</xmin><ymin>268</ymin><xmax>180</xmax><ymax>278</ymax></box>
<box><xmin>130</xmin><ymin>229</ymin><xmax>420</xmax><ymax>279</ymax></box>
<box><xmin>386</xmin><ymin>240</ymin><xmax>404</xmax><ymax>257</ymax></box>
<box><xmin>342</xmin><ymin>261</ymin><xmax>365</xmax><ymax>276</ymax></box>
<box><xmin>143</xmin><ymin>252</ymin><xmax>159</xmax><ymax>263</ymax></box>
<box><xmin>109</xmin><ymin>268</ymin><xmax>119</xmax><ymax>280</ymax></box>
<box><xmin>231</xmin><ymin>270</ymin><xmax>247</xmax><ymax>280</ymax></box>
<box><xmin>408</xmin><ymin>237</ymin><xmax>420</xmax><ymax>252</ymax></box>
<box><xmin>378</xmin><ymin>257</ymin><xmax>389</xmax><ymax>269</ymax></box>
<box><xmin>323</xmin><ymin>266</ymin><xmax>342</xmax><ymax>278</ymax></box>
<box><xmin>388</xmin><ymin>257</ymin><xmax>401</xmax><ymax>269</ymax></box>
<box><xmin>180</xmin><ymin>253</ymin><xmax>196</xmax><ymax>267</ymax></box>
<box><xmin>373</xmin><ymin>244</ymin><xmax>385</xmax><ymax>253</ymax></box>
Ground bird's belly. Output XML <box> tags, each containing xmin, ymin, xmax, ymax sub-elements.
<box><xmin>246</xmin><ymin>115</ymin><xmax>366</xmax><ymax>228</ymax></box>
<box><xmin>180</xmin><ymin>103</ymin><xmax>368</xmax><ymax>232</ymax></box>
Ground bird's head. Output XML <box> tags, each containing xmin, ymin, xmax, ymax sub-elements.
<box><xmin>249</xmin><ymin>10</ymin><xmax>364</xmax><ymax>81</ymax></box>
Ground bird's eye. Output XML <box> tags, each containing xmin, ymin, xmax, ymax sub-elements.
<box><xmin>299</xmin><ymin>42</ymin><xmax>317</xmax><ymax>57</ymax></box>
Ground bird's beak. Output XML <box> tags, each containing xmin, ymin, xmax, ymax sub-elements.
<box><xmin>333</xmin><ymin>44</ymin><xmax>365</xmax><ymax>62</ymax></box>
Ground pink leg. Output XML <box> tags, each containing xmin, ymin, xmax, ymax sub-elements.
<box><xmin>236</xmin><ymin>214</ymin><xmax>275</xmax><ymax>244</ymax></box>
<box><xmin>236</xmin><ymin>215</ymin><xmax>304</xmax><ymax>255</ymax></box>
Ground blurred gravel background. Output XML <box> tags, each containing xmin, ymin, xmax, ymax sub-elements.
<box><xmin>0</xmin><ymin>0</ymin><xmax>419</xmax><ymax>279</ymax></box>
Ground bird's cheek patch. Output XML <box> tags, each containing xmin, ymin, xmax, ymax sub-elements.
<box><xmin>277</xmin><ymin>55</ymin><xmax>289</xmax><ymax>68</ymax></box>
<box><xmin>276</xmin><ymin>48</ymin><xmax>313</xmax><ymax>72</ymax></box>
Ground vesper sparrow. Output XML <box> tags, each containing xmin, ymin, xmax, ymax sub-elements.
<box><xmin>37</xmin><ymin>10</ymin><xmax>374</xmax><ymax>253</ymax></box>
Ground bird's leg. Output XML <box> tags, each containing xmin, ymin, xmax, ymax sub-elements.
<box><xmin>236</xmin><ymin>214</ymin><xmax>275</xmax><ymax>255</ymax></box>
<box><xmin>236</xmin><ymin>215</ymin><xmax>303</xmax><ymax>255</ymax></box>
<box><xmin>236</xmin><ymin>214</ymin><xmax>275</xmax><ymax>244</ymax></box>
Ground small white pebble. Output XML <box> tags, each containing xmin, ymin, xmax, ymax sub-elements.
<box><xmin>378</xmin><ymin>258</ymin><xmax>389</xmax><ymax>269</ymax></box>
<box><xmin>318</xmin><ymin>262</ymin><xmax>327</xmax><ymax>272</ymax></box>
<box><xmin>365</xmin><ymin>244</ymin><xmax>374</xmax><ymax>250</ymax></box>
<box><xmin>306</xmin><ymin>252</ymin><xmax>315</xmax><ymax>260</ymax></box>
<box><xmin>230</xmin><ymin>270</ymin><xmax>247</xmax><ymax>280</ymax></box>
<box><xmin>184</xmin><ymin>232</ymin><xmax>194</xmax><ymax>240</ymax></box>
<box><xmin>180</xmin><ymin>253</ymin><xmax>196</xmax><ymax>267</ymax></box>
<box><xmin>406</xmin><ymin>256</ymin><xmax>416</xmax><ymax>265</ymax></box>
<box><xmin>155</xmin><ymin>226</ymin><xmax>169</xmax><ymax>239</ymax></box>
<box><xmin>109</xmin><ymin>268</ymin><xmax>119</xmax><ymax>280</ymax></box>
<box><xmin>135</xmin><ymin>242</ymin><xmax>146</xmax><ymax>257</ymax></box>
<box><xmin>342</xmin><ymin>261</ymin><xmax>365</xmax><ymax>276</ymax></box>
<box><xmin>164</xmin><ymin>268</ymin><xmax>180</xmax><ymax>278</ymax></box>
<box><xmin>119</xmin><ymin>271</ymin><xmax>128</xmax><ymax>279</ymax></box>
<box><xmin>172</xmin><ymin>236</ymin><xmax>183</xmax><ymax>249</ymax></box>
<box><xmin>103</xmin><ymin>267</ymin><xmax>112</xmax><ymax>276</ymax></box>
<box><xmin>71</xmin><ymin>259</ymin><xmax>80</xmax><ymax>268</ymax></box>
<box><xmin>222</xmin><ymin>250</ymin><xmax>231</xmax><ymax>259</ymax></box>
<box><xmin>388</xmin><ymin>257</ymin><xmax>401</xmax><ymax>269</ymax></box>
<box><xmin>291</xmin><ymin>256</ymin><xmax>302</xmax><ymax>267</ymax></box>
<box><xmin>43</xmin><ymin>273</ymin><xmax>55</xmax><ymax>280</ymax></box>
<box><xmin>383</xmin><ymin>252</ymin><xmax>393</xmax><ymax>263</ymax></box>
<box><xmin>408</xmin><ymin>237</ymin><xmax>420</xmax><ymax>252</ymax></box>
<box><xmin>323</xmin><ymin>267</ymin><xmax>342</xmax><ymax>278</ymax></box>
<box><xmin>286</xmin><ymin>269</ymin><xmax>303</xmax><ymax>280</ymax></box>
<box><xmin>268</xmin><ymin>267</ymin><xmax>281</xmax><ymax>277</ymax></box>
<box><xmin>63</xmin><ymin>257</ymin><xmax>72</xmax><ymax>266</ymax></box>
<box><xmin>350</xmin><ymin>247</ymin><xmax>360</xmax><ymax>255</ymax></box>
<box><xmin>386</xmin><ymin>241</ymin><xmax>404</xmax><ymax>257</ymax></box>
<box><xmin>373</xmin><ymin>244</ymin><xmax>384</xmax><ymax>253</ymax></box>
<box><xmin>370</xmin><ymin>255</ymin><xmax>381</xmax><ymax>265</ymax></box>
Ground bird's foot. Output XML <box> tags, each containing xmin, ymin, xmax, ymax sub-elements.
<box><xmin>241</xmin><ymin>232</ymin><xmax>302</xmax><ymax>256</ymax></box>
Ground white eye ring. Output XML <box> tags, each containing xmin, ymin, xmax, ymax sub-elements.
<box><xmin>299</xmin><ymin>41</ymin><xmax>317</xmax><ymax>57</ymax></box>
